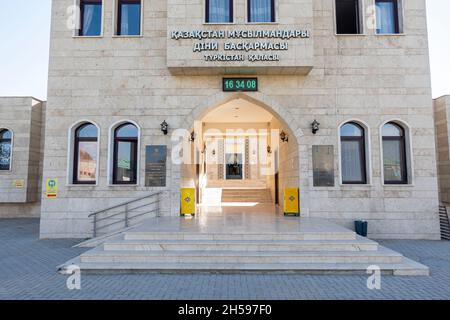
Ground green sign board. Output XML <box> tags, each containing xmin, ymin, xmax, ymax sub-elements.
<box><xmin>223</xmin><ymin>78</ymin><xmax>258</xmax><ymax>92</ymax></box>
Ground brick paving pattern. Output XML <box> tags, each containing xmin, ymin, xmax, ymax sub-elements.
<box><xmin>1</xmin><ymin>219</ymin><xmax>449</xmax><ymax>300</ymax></box>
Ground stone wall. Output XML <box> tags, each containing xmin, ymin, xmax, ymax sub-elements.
<box><xmin>434</xmin><ymin>96</ymin><xmax>450</xmax><ymax>204</ymax></box>
<box><xmin>40</xmin><ymin>0</ymin><xmax>440</xmax><ymax>239</ymax></box>
<box><xmin>0</xmin><ymin>97</ymin><xmax>45</xmax><ymax>217</ymax></box>
<box><xmin>166</xmin><ymin>0</ymin><xmax>314</xmax><ymax>74</ymax></box>
<box><xmin>268</xmin><ymin>116</ymin><xmax>299</xmax><ymax>211</ymax></box>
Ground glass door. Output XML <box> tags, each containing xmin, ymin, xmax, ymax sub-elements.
<box><xmin>225</xmin><ymin>153</ymin><xmax>243</xmax><ymax>180</ymax></box>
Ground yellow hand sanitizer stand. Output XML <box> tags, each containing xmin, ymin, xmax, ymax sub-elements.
<box><xmin>181</xmin><ymin>188</ymin><xmax>196</xmax><ymax>216</ymax></box>
<box><xmin>284</xmin><ymin>188</ymin><xmax>300</xmax><ymax>216</ymax></box>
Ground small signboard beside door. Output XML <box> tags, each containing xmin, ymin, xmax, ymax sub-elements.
<box><xmin>312</xmin><ymin>145</ymin><xmax>335</xmax><ymax>187</ymax></box>
<box><xmin>45</xmin><ymin>179</ymin><xmax>58</xmax><ymax>198</ymax></box>
<box><xmin>145</xmin><ymin>146</ymin><xmax>167</xmax><ymax>187</ymax></box>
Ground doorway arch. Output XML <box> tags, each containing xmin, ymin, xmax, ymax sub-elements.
<box><xmin>171</xmin><ymin>92</ymin><xmax>308</xmax><ymax>216</ymax></box>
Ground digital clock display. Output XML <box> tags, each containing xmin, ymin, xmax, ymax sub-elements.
<box><xmin>223</xmin><ymin>78</ymin><xmax>258</xmax><ymax>92</ymax></box>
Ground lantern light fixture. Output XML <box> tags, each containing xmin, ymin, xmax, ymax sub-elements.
<box><xmin>311</xmin><ymin>119</ymin><xmax>320</xmax><ymax>135</ymax></box>
<box><xmin>280</xmin><ymin>130</ymin><xmax>289</xmax><ymax>143</ymax></box>
<box><xmin>160</xmin><ymin>120</ymin><xmax>169</xmax><ymax>135</ymax></box>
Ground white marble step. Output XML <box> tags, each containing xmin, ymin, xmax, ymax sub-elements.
<box><xmin>220</xmin><ymin>196</ymin><xmax>270</xmax><ymax>199</ymax></box>
<box><xmin>221</xmin><ymin>189</ymin><xmax>272</xmax><ymax>203</ymax></box>
<box><xmin>103</xmin><ymin>237</ymin><xmax>378</xmax><ymax>252</ymax></box>
<box><xmin>80</xmin><ymin>246</ymin><xmax>403</xmax><ymax>264</ymax></box>
<box><xmin>61</xmin><ymin>256</ymin><xmax>429</xmax><ymax>276</ymax></box>
<box><xmin>221</xmin><ymin>191</ymin><xmax>270</xmax><ymax>195</ymax></box>
<box><xmin>124</xmin><ymin>232</ymin><xmax>356</xmax><ymax>241</ymax></box>
<box><xmin>205</xmin><ymin>181</ymin><xmax>268</xmax><ymax>188</ymax></box>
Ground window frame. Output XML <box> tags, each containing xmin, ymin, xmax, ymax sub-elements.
<box><xmin>116</xmin><ymin>0</ymin><xmax>142</xmax><ymax>36</ymax></box>
<box><xmin>205</xmin><ymin>0</ymin><xmax>234</xmax><ymax>24</ymax></box>
<box><xmin>67</xmin><ymin>121</ymin><xmax>101</xmax><ymax>187</ymax></box>
<box><xmin>112</xmin><ymin>123</ymin><xmax>139</xmax><ymax>185</ymax></box>
<box><xmin>334</xmin><ymin>0</ymin><xmax>364</xmax><ymax>35</ymax></box>
<box><xmin>247</xmin><ymin>0</ymin><xmax>276</xmax><ymax>23</ymax></box>
<box><xmin>375</xmin><ymin>0</ymin><xmax>401</xmax><ymax>35</ymax></box>
<box><xmin>73</xmin><ymin>123</ymin><xmax>98</xmax><ymax>185</ymax></box>
<box><xmin>339</xmin><ymin>122</ymin><xmax>368</xmax><ymax>185</ymax></box>
<box><xmin>77</xmin><ymin>0</ymin><xmax>104</xmax><ymax>37</ymax></box>
<box><xmin>0</xmin><ymin>128</ymin><xmax>13</xmax><ymax>171</ymax></box>
<box><xmin>381</xmin><ymin>122</ymin><xmax>408</xmax><ymax>185</ymax></box>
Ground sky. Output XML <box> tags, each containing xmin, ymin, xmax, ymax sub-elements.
<box><xmin>0</xmin><ymin>0</ymin><xmax>449</xmax><ymax>100</ymax></box>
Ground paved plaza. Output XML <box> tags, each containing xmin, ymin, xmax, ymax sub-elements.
<box><xmin>0</xmin><ymin>218</ymin><xmax>449</xmax><ymax>300</ymax></box>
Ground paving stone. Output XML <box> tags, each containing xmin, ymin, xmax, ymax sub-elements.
<box><xmin>1</xmin><ymin>218</ymin><xmax>449</xmax><ymax>300</ymax></box>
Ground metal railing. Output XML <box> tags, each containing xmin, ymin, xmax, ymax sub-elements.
<box><xmin>439</xmin><ymin>205</ymin><xmax>450</xmax><ymax>240</ymax></box>
<box><xmin>89</xmin><ymin>192</ymin><xmax>162</xmax><ymax>238</ymax></box>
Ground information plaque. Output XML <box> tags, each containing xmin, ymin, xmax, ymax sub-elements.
<box><xmin>145</xmin><ymin>146</ymin><xmax>167</xmax><ymax>187</ymax></box>
<box><xmin>312</xmin><ymin>145</ymin><xmax>335</xmax><ymax>187</ymax></box>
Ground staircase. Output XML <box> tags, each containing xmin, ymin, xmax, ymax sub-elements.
<box><xmin>221</xmin><ymin>188</ymin><xmax>272</xmax><ymax>203</ymax></box>
<box><xmin>206</xmin><ymin>179</ymin><xmax>267</xmax><ymax>188</ymax></box>
<box><xmin>439</xmin><ymin>205</ymin><xmax>450</xmax><ymax>240</ymax></box>
<box><xmin>60</xmin><ymin>218</ymin><xmax>429</xmax><ymax>276</ymax></box>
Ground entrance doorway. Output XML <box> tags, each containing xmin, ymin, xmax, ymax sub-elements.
<box><xmin>226</xmin><ymin>153</ymin><xmax>243</xmax><ymax>180</ymax></box>
<box><xmin>181</xmin><ymin>96</ymin><xmax>300</xmax><ymax>215</ymax></box>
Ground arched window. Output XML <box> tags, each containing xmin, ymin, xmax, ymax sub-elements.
<box><xmin>113</xmin><ymin>123</ymin><xmax>138</xmax><ymax>184</ymax></box>
<box><xmin>73</xmin><ymin>123</ymin><xmax>98</xmax><ymax>184</ymax></box>
<box><xmin>340</xmin><ymin>122</ymin><xmax>367</xmax><ymax>184</ymax></box>
<box><xmin>382</xmin><ymin>122</ymin><xmax>407</xmax><ymax>184</ymax></box>
<box><xmin>0</xmin><ymin>129</ymin><xmax>12</xmax><ymax>171</ymax></box>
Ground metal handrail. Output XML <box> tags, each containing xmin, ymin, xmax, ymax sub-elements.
<box><xmin>88</xmin><ymin>193</ymin><xmax>159</xmax><ymax>217</ymax></box>
<box><xmin>90</xmin><ymin>192</ymin><xmax>162</xmax><ymax>238</ymax></box>
<box><xmin>93</xmin><ymin>200</ymin><xmax>159</xmax><ymax>224</ymax></box>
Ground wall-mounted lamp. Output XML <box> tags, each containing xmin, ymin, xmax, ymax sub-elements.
<box><xmin>280</xmin><ymin>131</ymin><xmax>289</xmax><ymax>143</ymax></box>
<box><xmin>311</xmin><ymin>119</ymin><xmax>320</xmax><ymax>135</ymax></box>
<box><xmin>160</xmin><ymin>120</ymin><xmax>169</xmax><ymax>135</ymax></box>
<box><xmin>267</xmin><ymin>145</ymin><xmax>272</xmax><ymax>154</ymax></box>
<box><xmin>189</xmin><ymin>131</ymin><xmax>195</xmax><ymax>142</ymax></box>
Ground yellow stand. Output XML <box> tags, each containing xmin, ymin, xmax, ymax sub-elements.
<box><xmin>284</xmin><ymin>188</ymin><xmax>300</xmax><ymax>216</ymax></box>
<box><xmin>181</xmin><ymin>188</ymin><xmax>196</xmax><ymax>216</ymax></box>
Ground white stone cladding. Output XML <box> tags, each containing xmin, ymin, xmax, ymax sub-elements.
<box><xmin>434</xmin><ymin>96</ymin><xmax>450</xmax><ymax>204</ymax></box>
<box><xmin>39</xmin><ymin>0</ymin><xmax>440</xmax><ymax>239</ymax></box>
<box><xmin>0</xmin><ymin>97</ymin><xmax>45</xmax><ymax>217</ymax></box>
<box><xmin>166</xmin><ymin>0</ymin><xmax>314</xmax><ymax>74</ymax></box>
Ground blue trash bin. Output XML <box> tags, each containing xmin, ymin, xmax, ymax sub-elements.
<box><xmin>355</xmin><ymin>220</ymin><xmax>368</xmax><ymax>237</ymax></box>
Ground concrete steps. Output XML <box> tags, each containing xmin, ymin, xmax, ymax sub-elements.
<box><xmin>123</xmin><ymin>231</ymin><xmax>357</xmax><ymax>241</ymax></box>
<box><xmin>221</xmin><ymin>188</ymin><xmax>272</xmax><ymax>203</ymax></box>
<box><xmin>103</xmin><ymin>237</ymin><xmax>378</xmax><ymax>252</ymax></box>
<box><xmin>60</xmin><ymin>228</ymin><xmax>429</xmax><ymax>276</ymax></box>
<box><xmin>206</xmin><ymin>180</ymin><xmax>267</xmax><ymax>188</ymax></box>
<box><xmin>80</xmin><ymin>247</ymin><xmax>403</xmax><ymax>264</ymax></box>
<box><xmin>63</xmin><ymin>258</ymin><xmax>428</xmax><ymax>276</ymax></box>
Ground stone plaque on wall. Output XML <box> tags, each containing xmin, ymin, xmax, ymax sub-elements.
<box><xmin>145</xmin><ymin>146</ymin><xmax>167</xmax><ymax>187</ymax></box>
<box><xmin>312</xmin><ymin>145</ymin><xmax>335</xmax><ymax>187</ymax></box>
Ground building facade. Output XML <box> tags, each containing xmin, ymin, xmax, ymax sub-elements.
<box><xmin>434</xmin><ymin>96</ymin><xmax>450</xmax><ymax>204</ymax></box>
<box><xmin>0</xmin><ymin>97</ymin><xmax>45</xmax><ymax>218</ymax></box>
<box><xmin>0</xmin><ymin>0</ymin><xmax>442</xmax><ymax>240</ymax></box>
